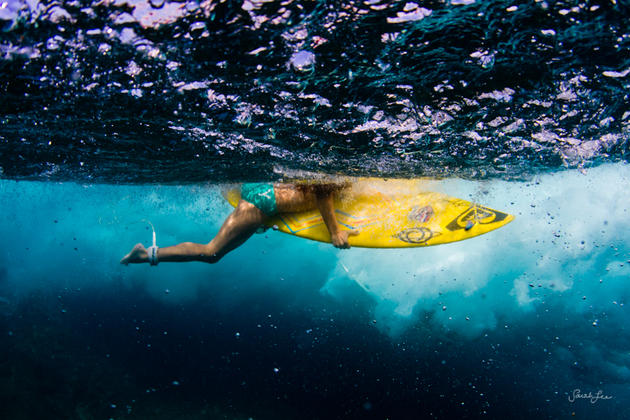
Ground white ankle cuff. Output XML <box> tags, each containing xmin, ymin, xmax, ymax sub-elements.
<box><xmin>148</xmin><ymin>245</ymin><xmax>159</xmax><ymax>266</ymax></box>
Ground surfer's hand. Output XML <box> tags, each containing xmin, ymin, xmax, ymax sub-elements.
<box><xmin>332</xmin><ymin>230</ymin><xmax>359</xmax><ymax>249</ymax></box>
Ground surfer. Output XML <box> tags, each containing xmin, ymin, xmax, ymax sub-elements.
<box><xmin>120</xmin><ymin>183</ymin><xmax>358</xmax><ymax>265</ymax></box>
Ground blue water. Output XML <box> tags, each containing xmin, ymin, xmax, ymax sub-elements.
<box><xmin>1</xmin><ymin>164</ymin><xmax>629</xmax><ymax>418</ymax></box>
<box><xmin>2</xmin><ymin>0</ymin><xmax>630</xmax><ymax>418</ymax></box>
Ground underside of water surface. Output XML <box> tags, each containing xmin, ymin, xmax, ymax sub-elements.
<box><xmin>1</xmin><ymin>0</ymin><xmax>630</xmax><ymax>182</ymax></box>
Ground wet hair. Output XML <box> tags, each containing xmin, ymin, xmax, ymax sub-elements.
<box><xmin>295</xmin><ymin>181</ymin><xmax>349</xmax><ymax>197</ymax></box>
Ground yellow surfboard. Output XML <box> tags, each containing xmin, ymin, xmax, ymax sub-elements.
<box><xmin>223</xmin><ymin>179</ymin><xmax>514</xmax><ymax>248</ymax></box>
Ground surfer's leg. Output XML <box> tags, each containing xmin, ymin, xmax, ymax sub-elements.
<box><xmin>120</xmin><ymin>200</ymin><xmax>266</xmax><ymax>265</ymax></box>
<box><xmin>202</xmin><ymin>200</ymin><xmax>268</xmax><ymax>262</ymax></box>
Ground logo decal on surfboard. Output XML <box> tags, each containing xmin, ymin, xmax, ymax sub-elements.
<box><xmin>408</xmin><ymin>205</ymin><xmax>434</xmax><ymax>223</ymax></box>
<box><xmin>445</xmin><ymin>206</ymin><xmax>509</xmax><ymax>231</ymax></box>
<box><xmin>394</xmin><ymin>227</ymin><xmax>438</xmax><ymax>244</ymax></box>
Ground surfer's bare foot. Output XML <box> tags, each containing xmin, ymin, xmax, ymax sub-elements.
<box><xmin>120</xmin><ymin>243</ymin><xmax>148</xmax><ymax>265</ymax></box>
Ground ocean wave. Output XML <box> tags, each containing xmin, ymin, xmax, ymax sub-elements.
<box><xmin>1</xmin><ymin>0</ymin><xmax>629</xmax><ymax>182</ymax></box>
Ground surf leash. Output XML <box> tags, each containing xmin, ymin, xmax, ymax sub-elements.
<box><xmin>142</xmin><ymin>219</ymin><xmax>159</xmax><ymax>266</ymax></box>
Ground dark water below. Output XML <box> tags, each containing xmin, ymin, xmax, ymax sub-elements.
<box><xmin>1</xmin><ymin>168</ymin><xmax>630</xmax><ymax>419</ymax></box>
<box><xmin>2</xmin><ymin>1</ymin><xmax>630</xmax><ymax>419</ymax></box>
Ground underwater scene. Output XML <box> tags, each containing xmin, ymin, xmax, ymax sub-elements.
<box><xmin>2</xmin><ymin>0</ymin><xmax>630</xmax><ymax>419</ymax></box>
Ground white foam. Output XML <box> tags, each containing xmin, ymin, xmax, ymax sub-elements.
<box><xmin>323</xmin><ymin>163</ymin><xmax>630</xmax><ymax>337</ymax></box>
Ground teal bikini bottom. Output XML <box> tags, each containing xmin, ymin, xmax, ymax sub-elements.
<box><xmin>241</xmin><ymin>183</ymin><xmax>278</xmax><ymax>216</ymax></box>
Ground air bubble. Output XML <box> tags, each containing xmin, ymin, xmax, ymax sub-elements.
<box><xmin>289</xmin><ymin>50</ymin><xmax>315</xmax><ymax>72</ymax></box>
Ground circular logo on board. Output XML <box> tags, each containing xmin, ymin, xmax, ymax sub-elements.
<box><xmin>394</xmin><ymin>227</ymin><xmax>434</xmax><ymax>244</ymax></box>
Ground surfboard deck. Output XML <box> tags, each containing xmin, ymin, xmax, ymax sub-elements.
<box><xmin>223</xmin><ymin>179</ymin><xmax>514</xmax><ymax>248</ymax></box>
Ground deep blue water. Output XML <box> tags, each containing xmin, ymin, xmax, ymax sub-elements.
<box><xmin>2</xmin><ymin>0</ymin><xmax>630</xmax><ymax>419</ymax></box>
<box><xmin>1</xmin><ymin>165</ymin><xmax>630</xmax><ymax>419</ymax></box>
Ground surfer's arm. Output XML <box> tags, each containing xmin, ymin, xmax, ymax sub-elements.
<box><xmin>314</xmin><ymin>187</ymin><xmax>358</xmax><ymax>249</ymax></box>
